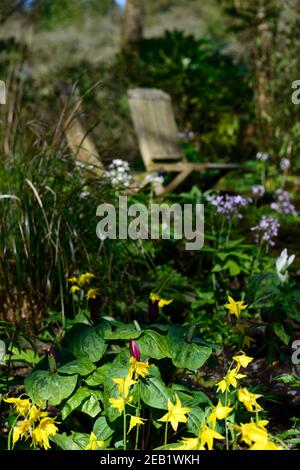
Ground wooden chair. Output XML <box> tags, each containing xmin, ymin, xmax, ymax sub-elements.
<box><xmin>128</xmin><ymin>88</ymin><xmax>239</xmax><ymax>195</ymax></box>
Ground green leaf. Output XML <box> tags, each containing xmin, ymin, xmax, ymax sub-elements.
<box><xmin>105</xmin><ymin>324</ymin><xmax>142</xmax><ymax>340</ymax></box>
<box><xmin>168</xmin><ymin>328</ymin><xmax>211</xmax><ymax>371</ymax></box>
<box><xmin>67</xmin><ymin>324</ymin><xmax>107</xmax><ymax>362</ymax></box>
<box><xmin>84</xmin><ymin>364</ymin><xmax>111</xmax><ymax>386</ymax></box>
<box><xmin>102</xmin><ymin>366</ymin><xmax>131</xmax><ymax>422</ymax></box>
<box><xmin>61</xmin><ymin>387</ymin><xmax>91</xmax><ymax>420</ymax></box>
<box><xmin>140</xmin><ymin>376</ymin><xmax>175</xmax><ymax>410</ymax></box>
<box><xmin>273</xmin><ymin>323</ymin><xmax>290</xmax><ymax>346</ymax></box>
<box><xmin>187</xmin><ymin>407</ymin><xmax>205</xmax><ymax>436</ymax></box>
<box><xmin>138</xmin><ymin>330</ymin><xmax>171</xmax><ymax>360</ymax></box>
<box><xmin>58</xmin><ymin>358</ymin><xmax>96</xmax><ymax>376</ymax></box>
<box><xmin>25</xmin><ymin>370</ymin><xmax>77</xmax><ymax>406</ymax></box>
<box><xmin>80</xmin><ymin>392</ymin><xmax>102</xmax><ymax>418</ymax></box>
<box><xmin>93</xmin><ymin>415</ymin><xmax>115</xmax><ymax>440</ymax></box>
<box><xmin>50</xmin><ymin>433</ymin><xmax>83</xmax><ymax>450</ymax></box>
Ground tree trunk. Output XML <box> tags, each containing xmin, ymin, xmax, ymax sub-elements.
<box><xmin>121</xmin><ymin>0</ymin><xmax>144</xmax><ymax>47</ymax></box>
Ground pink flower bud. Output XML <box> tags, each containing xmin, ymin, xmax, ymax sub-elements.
<box><xmin>129</xmin><ymin>339</ymin><xmax>140</xmax><ymax>361</ymax></box>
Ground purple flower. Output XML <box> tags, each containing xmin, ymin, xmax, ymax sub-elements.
<box><xmin>252</xmin><ymin>185</ymin><xmax>265</xmax><ymax>197</ymax></box>
<box><xmin>251</xmin><ymin>215</ymin><xmax>280</xmax><ymax>247</ymax></box>
<box><xmin>256</xmin><ymin>152</ymin><xmax>269</xmax><ymax>162</ymax></box>
<box><xmin>206</xmin><ymin>193</ymin><xmax>252</xmax><ymax>219</ymax></box>
<box><xmin>280</xmin><ymin>158</ymin><xmax>290</xmax><ymax>171</ymax></box>
<box><xmin>270</xmin><ymin>189</ymin><xmax>297</xmax><ymax>216</ymax></box>
<box><xmin>130</xmin><ymin>339</ymin><xmax>141</xmax><ymax>362</ymax></box>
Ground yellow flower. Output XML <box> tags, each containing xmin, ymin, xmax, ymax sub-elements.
<box><xmin>173</xmin><ymin>437</ymin><xmax>205</xmax><ymax>450</ymax></box>
<box><xmin>238</xmin><ymin>388</ymin><xmax>263</xmax><ymax>413</ymax></box>
<box><xmin>4</xmin><ymin>397</ymin><xmax>31</xmax><ymax>416</ymax></box>
<box><xmin>86</xmin><ymin>288</ymin><xmax>100</xmax><ymax>300</ymax></box>
<box><xmin>128</xmin><ymin>416</ymin><xmax>147</xmax><ymax>434</ymax></box>
<box><xmin>200</xmin><ymin>425</ymin><xmax>224</xmax><ymax>450</ymax></box>
<box><xmin>232</xmin><ymin>353</ymin><xmax>254</xmax><ymax>371</ymax></box>
<box><xmin>150</xmin><ymin>293</ymin><xmax>173</xmax><ymax>308</ymax></box>
<box><xmin>129</xmin><ymin>357</ymin><xmax>150</xmax><ymax>379</ymax></box>
<box><xmin>28</xmin><ymin>404</ymin><xmax>48</xmax><ymax>424</ymax></box>
<box><xmin>66</xmin><ymin>276</ymin><xmax>78</xmax><ymax>284</ymax></box>
<box><xmin>113</xmin><ymin>375</ymin><xmax>137</xmax><ymax>398</ymax></box>
<box><xmin>32</xmin><ymin>417</ymin><xmax>59</xmax><ymax>450</ymax></box>
<box><xmin>207</xmin><ymin>401</ymin><xmax>233</xmax><ymax>429</ymax></box>
<box><xmin>70</xmin><ymin>285</ymin><xmax>81</xmax><ymax>294</ymax></box>
<box><xmin>159</xmin><ymin>394</ymin><xmax>190</xmax><ymax>431</ymax></box>
<box><xmin>243</xmin><ymin>336</ymin><xmax>255</xmax><ymax>348</ymax></box>
<box><xmin>12</xmin><ymin>419</ymin><xmax>32</xmax><ymax>446</ymax></box>
<box><xmin>109</xmin><ymin>396</ymin><xmax>132</xmax><ymax>413</ymax></box>
<box><xmin>216</xmin><ymin>368</ymin><xmax>246</xmax><ymax>393</ymax></box>
<box><xmin>224</xmin><ymin>296</ymin><xmax>248</xmax><ymax>319</ymax></box>
<box><xmin>235</xmin><ymin>420</ymin><xmax>269</xmax><ymax>447</ymax></box>
<box><xmin>250</xmin><ymin>440</ymin><xmax>282</xmax><ymax>450</ymax></box>
<box><xmin>85</xmin><ymin>432</ymin><xmax>104</xmax><ymax>450</ymax></box>
<box><xmin>78</xmin><ymin>272</ymin><xmax>95</xmax><ymax>286</ymax></box>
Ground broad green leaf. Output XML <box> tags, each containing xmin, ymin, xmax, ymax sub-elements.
<box><xmin>168</xmin><ymin>328</ymin><xmax>211</xmax><ymax>371</ymax></box>
<box><xmin>50</xmin><ymin>433</ymin><xmax>83</xmax><ymax>450</ymax></box>
<box><xmin>105</xmin><ymin>324</ymin><xmax>142</xmax><ymax>340</ymax></box>
<box><xmin>80</xmin><ymin>392</ymin><xmax>102</xmax><ymax>418</ymax></box>
<box><xmin>25</xmin><ymin>370</ymin><xmax>77</xmax><ymax>406</ymax></box>
<box><xmin>61</xmin><ymin>387</ymin><xmax>91</xmax><ymax>420</ymax></box>
<box><xmin>84</xmin><ymin>364</ymin><xmax>111</xmax><ymax>386</ymax></box>
<box><xmin>93</xmin><ymin>415</ymin><xmax>115</xmax><ymax>440</ymax></box>
<box><xmin>187</xmin><ymin>407</ymin><xmax>206</xmax><ymax>436</ymax></box>
<box><xmin>58</xmin><ymin>358</ymin><xmax>96</xmax><ymax>376</ymax></box>
<box><xmin>138</xmin><ymin>330</ymin><xmax>171</xmax><ymax>360</ymax></box>
<box><xmin>67</xmin><ymin>324</ymin><xmax>107</xmax><ymax>362</ymax></box>
<box><xmin>140</xmin><ymin>376</ymin><xmax>175</xmax><ymax>410</ymax></box>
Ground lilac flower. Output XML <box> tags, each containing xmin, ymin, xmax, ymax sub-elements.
<box><xmin>252</xmin><ymin>185</ymin><xmax>265</xmax><ymax>197</ymax></box>
<box><xmin>280</xmin><ymin>158</ymin><xmax>290</xmax><ymax>171</ymax></box>
<box><xmin>251</xmin><ymin>216</ymin><xmax>280</xmax><ymax>247</ymax></box>
<box><xmin>206</xmin><ymin>193</ymin><xmax>252</xmax><ymax>219</ymax></box>
<box><xmin>256</xmin><ymin>152</ymin><xmax>269</xmax><ymax>162</ymax></box>
<box><xmin>270</xmin><ymin>189</ymin><xmax>297</xmax><ymax>216</ymax></box>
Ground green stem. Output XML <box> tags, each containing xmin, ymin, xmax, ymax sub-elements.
<box><xmin>164</xmin><ymin>421</ymin><xmax>168</xmax><ymax>446</ymax></box>
<box><xmin>7</xmin><ymin>415</ymin><xmax>19</xmax><ymax>450</ymax></box>
<box><xmin>135</xmin><ymin>383</ymin><xmax>141</xmax><ymax>450</ymax></box>
<box><xmin>123</xmin><ymin>410</ymin><xmax>127</xmax><ymax>450</ymax></box>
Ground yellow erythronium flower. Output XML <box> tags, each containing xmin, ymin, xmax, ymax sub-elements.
<box><xmin>250</xmin><ymin>440</ymin><xmax>282</xmax><ymax>450</ymax></box>
<box><xmin>86</xmin><ymin>288</ymin><xmax>100</xmax><ymax>300</ymax></box>
<box><xmin>207</xmin><ymin>401</ymin><xmax>233</xmax><ymax>429</ymax></box>
<box><xmin>159</xmin><ymin>394</ymin><xmax>190</xmax><ymax>431</ymax></box>
<box><xmin>232</xmin><ymin>353</ymin><xmax>254</xmax><ymax>371</ymax></box>
<box><xmin>32</xmin><ymin>417</ymin><xmax>59</xmax><ymax>450</ymax></box>
<box><xmin>200</xmin><ymin>425</ymin><xmax>224</xmax><ymax>450</ymax></box>
<box><xmin>109</xmin><ymin>396</ymin><xmax>132</xmax><ymax>413</ymax></box>
<box><xmin>235</xmin><ymin>420</ymin><xmax>269</xmax><ymax>447</ymax></box>
<box><xmin>128</xmin><ymin>416</ymin><xmax>147</xmax><ymax>434</ymax></box>
<box><xmin>85</xmin><ymin>432</ymin><xmax>105</xmax><ymax>450</ymax></box>
<box><xmin>243</xmin><ymin>336</ymin><xmax>255</xmax><ymax>348</ymax></box>
<box><xmin>129</xmin><ymin>356</ymin><xmax>150</xmax><ymax>379</ymax></box>
<box><xmin>67</xmin><ymin>276</ymin><xmax>78</xmax><ymax>284</ymax></box>
<box><xmin>70</xmin><ymin>285</ymin><xmax>81</xmax><ymax>294</ymax></box>
<box><xmin>216</xmin><ymin>367</ymin><xmax>246</xmax><ymax>393</ymax></box>
<box><xmin>12</xmin><ymin>419</ymin><xmax>32</xmax><ymax>446</ymax></box>
<box><xmin>150</xmin><ymin>293</ymin><xmax>173</xmax><ymax>308</ymax></box>
<box><xmin>78</xmin><ymin>272</ymin><xmax>95</xmax><ymax>286</ymax></box>
<box><xmin>172</xmin><ymin>437</ymin><xmax>205</xmax><ymax>450</ymax></box>
<box><xmin>224</xmin><ymin>296</ymin><xmax>248</xmax><ymax>319</ymax></box>
<box><xmin>113</xmin><ymin>375</ymin><xmax>137</xmax><ymax>398</ymax></box>
<box><xmin>4</xmin><ymin>397</ymin><xmax>31</xmax><ymax>416</ymax></box>
<box><xmin>238</xmin><ymin>388</ymin><xmax>263</xmax><ymax>413</ymax></box>
<box><xmin>28</xmin><ymin>404</ymin><xmax>48</xmax><ymax>424</ymax></box>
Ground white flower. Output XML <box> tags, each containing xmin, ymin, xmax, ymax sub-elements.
<box><xmin>280</xmin><ymin>158</ymin><xmax>290</xmax><ymax>171</ymax></box>
<box><xmin>146</xmin><ymin>174</ymin><xmax>164</xmax><ymax>185</ymax></box>
<box><xmin>276</xmin><ymin>248</ymin><xmax>295</xmax><ymax>284</ymax></box>
<box><xmin>0</xmin><ymin>340</ymin><xmax>6</xmax><ymax>365</ymax></box>
<box><xmin>106</xmin><ymin>159</ymin><xmax>132</xmax><ymax>188</ymax></box>
<box><xmin>256</xmin><ymin>152</ymin><xmax>269</xmax><ymax>162</ymax></box>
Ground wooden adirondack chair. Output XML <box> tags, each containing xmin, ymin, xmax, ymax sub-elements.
<box><xmin>128</xmin><ymin>88</ymin><xmax>239</xmax><ymax>195</ymax></box>
<box><xmin>54</xmin><ymin>82</ymin><xmax>104</xmax><ymax>174</ymax></box>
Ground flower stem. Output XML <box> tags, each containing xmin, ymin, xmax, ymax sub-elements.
<box><xmin>135</xmin><ymin>383</ymin><xmax>141</xmax><ymax>450</ymax></box>
<box><xmin>164</xmin><ymin>421</ymin><xmax>168</xmax><ymax>446</ymax></box>
<box><xmin>123</xmin><ymin>410</ymin><xmax>127</xmax><ymax>450</ymax></box>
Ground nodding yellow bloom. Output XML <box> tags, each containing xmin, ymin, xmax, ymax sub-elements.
<box><xmin>243</xmin><ymin>336</ymin><xmax>255</xmax><ymax>348</ymax></box>
<box><xmin>150</xmin><ymin>293</ymin><xmax>173</xmax><ymax>308</ymax></box>
<box><xmin>32</xmin><ymin>417</ymin><xmax>59</xmax><ymax>450</ymax></box>
<box><xmin>86</xmin><ymin>288</ymin><xmax>100</xmax><ymax>300</ymax></box>
<box><xmin>70</xmin><ymin>285</ymin><xmax>81</xmax><ymax>294</ymax></box>
<box><xmin>12</xmin><ymin>419</ymin><xmax>32</xmax><ymax>446</ymax></box>
<box><xmin>172</xmin><ymin>437</ymin><xmax>204</xmax><ymax>450</ymax></box>
<box><xmin>207</xmin><ymin>401</ymin><xmax>233</xmax><ymax>429</ymax></box>
<box><xmin>78</xmin><ymin>273</ymin><xmax>95</xmax><ymax>286</ymax></box>
<box><xmin>113</xmin><ymin>375</ymin><xmax>137</xmax><ymax>398</ymax></box>
<box><xmin>232</xmin><ymin>353</ymin><xmax>254</xmax><ymax>371</ymax></box>
<box><xmin>250</xmin><ymin>440</ymin><xmax>282</xmax><ymax>450</ymax></box>
<box><xmin>199</xmin><ymin>425</ymin><xmax>224</xmax><ymax>450</ymax></box>
<box><xmin>109</xmin><ymin>396</ymin><xmax>132</xmax><ymax>413</ymax></box>
<box><xmin>238</xmin><ymin>388</ymin><xmax>263</xmax><ymax>413</ymax></box>
<box><xmin>85</xmin><ymin>432</ymin><xmax>105</xmax><ymax>450</ymax></box>
<box><xmin>4</xmin><ymin>397</ymin><xmax>31</xmax><ymax>416</ymax></box>
<box><xmin>66</xmin><ymin>276</ymin><xmax>78</xmax><ymax>284</ymax></box>
<box><xmin>235</xmin><ymin>420</ymin><xmax>269</xmax><ymax>447</ymax></box>
<box><xmin>224</xmin><ymin>296</ymin><xmax>248</xmax><ymax>319</ymax></box>
<box><xmin>216</xmin><ymin>367</ymin><xmax>246</xmax><ymax>394</ymax></box>
<box><xmin>28</xmin><ymin>404</ymin><xmax>48</xmax><ymax>424</ymax></box>
<box><xmin>159</xmin><ymin>394</ymin><xmax>190</xmax><ymax>432</ymax></box>
<box><xmin>127</xmin><ymin>416</ymin><xmax>146</xmax><ymax>434</ymax></box>
<box><xmin>129</xmin><ymin>357</ymin><xmax>150</xmax><ymax>379</ymax></box>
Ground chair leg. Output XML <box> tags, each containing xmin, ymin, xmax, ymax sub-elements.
<box><xmin>154</xmin><ymin>167</ymin><xmax>193</xmax><ymax>196</ymax></box>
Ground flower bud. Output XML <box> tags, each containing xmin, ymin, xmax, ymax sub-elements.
<box><xmin>129</xmin><ymin>339</ymin><xmax>140</xmax><ymax>362</ymax></box>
